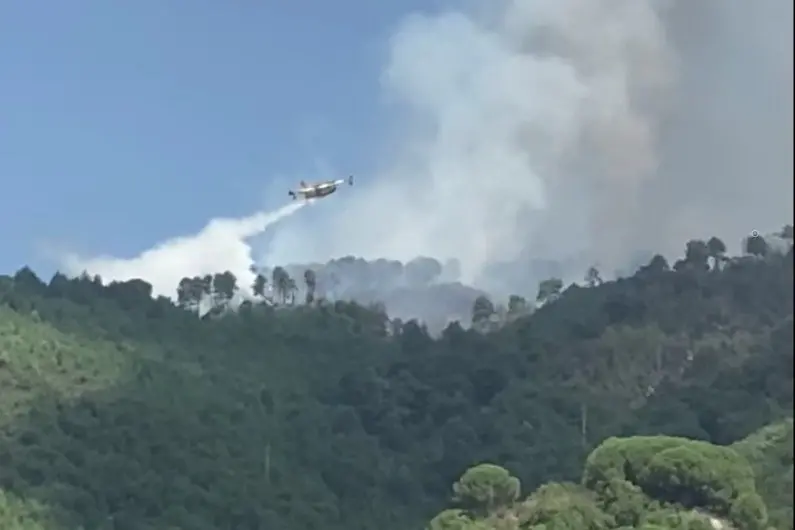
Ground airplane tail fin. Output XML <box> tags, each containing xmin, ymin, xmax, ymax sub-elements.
<box><xmin>288</xmin><ymin>190</ymin><xmax>296</xmax><ymax>200</ymax></box>
<box><xmin>300</xmin><ymin>180</ymin><xmax>307</xmax><ymax>188</ymax></box>
<box><xmin>348</xmin><ymin>175</ymin><xmax>354</xmax><ymax>186</ymax></box>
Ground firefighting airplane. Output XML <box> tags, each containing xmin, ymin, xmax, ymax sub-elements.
<box><xmin>288</xmin><ymin>175</ymin><xmax>354</xmax><ymax>201</ymax></box>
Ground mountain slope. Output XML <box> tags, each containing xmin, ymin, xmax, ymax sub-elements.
<box><xmin>0</xmin><ymin>231</ymin><xmax>791</xmax><ymax>529</ymax></box>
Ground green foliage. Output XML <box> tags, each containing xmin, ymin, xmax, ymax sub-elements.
<box><xmin>0</xmin><ymin>490</ymin><xmax>53</xmax><ymax>530</ymax></box>
<box><xmin>732</xmin><ymin>418</ymin><xmax>794</xmax><ymax>529</ymax></box>
<box><xmin>728</xmin><ymin>492</ymin><xmax>768</xmax><ymax>530</ymax></box>
<box><xmin>640</xmin><ymin>441</ymin><xmax>755</xmax><ymax>509</ymax></box>
<box><xmin>639</xmin><ymin>508</ymin><xmax>723</xmax><ymax>530</ymax></box>
<box><xmin>584</xmin><ymin>435</ymin><xmax>768</xmax><ymax>527</ymax></box>
<box><xmin>471</xmin><ymin>295</ymin><xmax>496</xmax><ymax>330</ymax></box>
<box><xmin>536</xmin><ymin>277</ymin><xmax>564</xmax><ymax>305</ymax></box>
<box><xmin>583</xmin><ymin>437</ymin><xmax>689</xmax><ymax>490</ymax></box>
<box><xmin>452</xmin><ymin>464</ymin><xmax>520</xmax><ymax>515</ymax></box>
<box><xmin>519</xmin><ymin>482</ymin><xmax>614</xmax><ymax>529</ymax></box>
<box><xmin>430</xmin><ymin>429</ymin><xmax>781</xmax><ymax>529</ymax></box>
<box><xmin>593</xmin><ymin>478</ymin><xmax>649</xmax><ymax>527</ymax></box>
<box><xmin>427</xmin><ymin>509</ymin><xmax>475</xmax><ymax>530</ymax></box>
<box><xmin>0</xmin><ymin>227</ymin><xmax>791</xmax><ymax>529</ymax></box>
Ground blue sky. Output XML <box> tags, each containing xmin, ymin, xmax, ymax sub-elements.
<box><xmin>0</xmin><ymin>1</ymin><xmax>431</xmax><ymax>276</ymax></box>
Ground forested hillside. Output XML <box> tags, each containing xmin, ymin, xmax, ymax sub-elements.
<box><xmin>0</xmin><ymin>229</ymin><xmax>792</xmax><ymax>530</ymax></box>
<box><xmin>427</xmin><ymin>419</ymin><xmax>794</xmax><ymax>530</ymax></box>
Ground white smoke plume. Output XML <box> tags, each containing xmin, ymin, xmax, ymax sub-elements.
<box><xmin>63</xmin><ymin>0</ymin><xmax>792</xmax><ymax>300</ymax></box>
<box><xmin>264</xmin><ymin>0</ymin><xmax>793</xmax><ymax>290</ymax></box>
<box><xmin>63</xmin><ymin>202</ymin><xmax>305</xmax><ymax>298</ymax></box>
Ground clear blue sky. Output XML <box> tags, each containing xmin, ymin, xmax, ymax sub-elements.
<box><xmin>0</xmin><ymin>1</ymin><xmax>430</xmax><ymax>276</ymax></box>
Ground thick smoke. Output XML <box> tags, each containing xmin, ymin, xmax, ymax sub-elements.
<box><xmin>264</xmin><ymin>0</ymin><xmax>793</xmax><ymax>292</ymax></box>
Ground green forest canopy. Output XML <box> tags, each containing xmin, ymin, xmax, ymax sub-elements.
<box><xmin>428</xmin><ymin>421</ymin><xmax>793</xmax><ymax>530</ymax></box>
<box><xmin>0</xmin><ymin>227</ymin><xmax>791</xmax><ymax>529</ymax></box>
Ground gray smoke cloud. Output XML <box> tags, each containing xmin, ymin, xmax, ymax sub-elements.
<box><xmin>263</xmin><ymin>0</ymin><xmax>793</xmax><ymax>293</ymax></box>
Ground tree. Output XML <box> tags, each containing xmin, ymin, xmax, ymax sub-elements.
<box><xmin>684</xmin><ymin>239</ymin><xmax>709</xmax><ymax>271</ymax></box>
<box><xmin>536</xmin><ymin>277</ymin><xmax>563</xmax><ymax>305</ymax></box>
<box><xmin>426</xmin><ymin>509</ymin><xmax>474</xmax><ymax>530</ymax></box>
<box><xmin>471</xmin><ymin>295</ymin><xmax>495</xmax><ymax>329</ymax></box>
<box><xmin>252</xmin><ymin>273</ymin><xmax>267</xmax><ymax>298</ymax></box>
<box><xmin>745</xmin><ymin>233</ymin><xmax>769</xmax><ymax>257</ymax></box>
<box><xmin>405</xmin><ymin>257</ymin><xmax>443</xmax><ymax>287</ymax></box>
<box><xmin>286</xmin><ymin>277</ymin><xmax>298</xmax><ymax>305</ymax></box>
<box><xmin>520</xmin><ymin>482</ymin><xmax>615</xmax><ymax>529</ymax></box>
<box><xmin>585</xmin><ymin>266</ymin><xmax>603</xmax><ymax>287</ymax></box>
<box><xmin>304</xmin><ymin>269</ymin><xmax>317</xmax><ymax>305</ymax></box>
<box><xmin>12</xmin><ymin>266</ymin><xmax>46</xmax><ymax>295</ymax></box>
<box><xmin>177</xmin><ymin>277</ymin><xmax>195</xmax><ymax>309</ymax></box>
<box><xmin>211</xmin><ymin>271</ymin><xmax>238</xmax><ymax>306</ymax></box>
<box><xmin>199</xmin><ymin>274</ymin><xmax>213</xmax><ymax>305</ymax></box>
<box><xmin>47</xmin><ymin>272</ymin><xmax>71</xmax><ymax>297</ymax></box>
<box><xmin>176</xmin><ymin>277</ymin><xmax>204</xmax><ymax>310</ymax></box>
<box><xmin>778</xmin><ymin>224</ymin><xmax>793</xmax><ymax>242</ymax></box>
<box><xmin>706</xmin><ymin>236</ymin><xmax>727</xmax><ymax>271</ymax></box>
<box><xmin>271</xmin><ymin>266</ymin><xmax>290</xmax><ymax>304</ymax></box>
<box><xmin>729</xmin><ymin>493</ymin><xmax>768</xmax><ymax>530</ymax></box>
<box><xmin>507</xmin><ymin>295</ymin><xmax>528</xmax><ymax>317</ymax></box>
<box><xmin>452</xmin><ymin>464</ymin><xmax>520</xmax><ymax>515</ymax></box>
<box><xmin>643</xmin><ymin>254</ymin><xmax>670</xmax><ymax>275</ymax></box>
